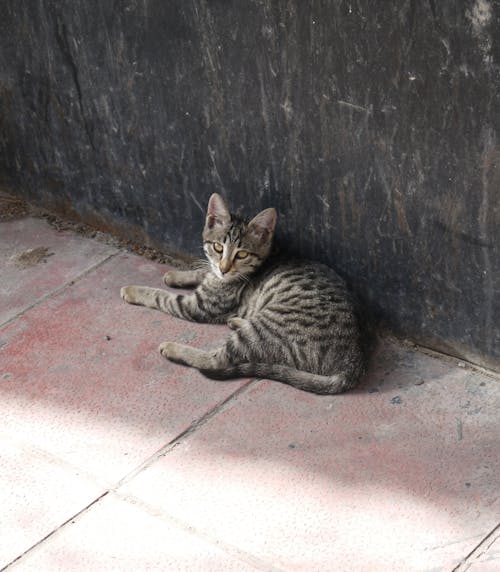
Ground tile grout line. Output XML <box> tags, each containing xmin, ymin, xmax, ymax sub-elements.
<box><xmin>0</xmin><ymin>250</ymin><xmax>119</xmax><ymax>331</ymax></box>
<box><xmin>0</xmin><ymin>430</ymin><xmax>114</xmax><ymax>492</ymax></box>
<box><xmin>112</xmin><ymin>378</ymin><xmax>259</xmax><ymax>490</ymax></box>
<box><xmin>452</xmin><ymin>522</ymin><xmax>500</xmax><ymax>571</ymax></box>
<box><xmin>0</xmin><ymin>492</ymin><xmax>110</xmax><ymax>571</ymax></box>
<box><xmin>1</xmin><ymin>380</ymin><xmax>261</xmax><ymax>571</ymax></box>
<box><xmin>108</xmin><ymin>378</ymin><xmax>285</xmax><ymax>571</ymax></box>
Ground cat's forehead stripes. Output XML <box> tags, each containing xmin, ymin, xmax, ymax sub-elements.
<box><xmin>223</xmin><ymin>220</ymin><xmax>245</xmax><ymax>246</ymax></box>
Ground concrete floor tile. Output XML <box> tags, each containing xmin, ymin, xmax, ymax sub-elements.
<box><xmin>0</xmin><ymin>218</ymin><xmax>117</xmax><ymax>325</ymax></box>
<box><xmin>0</xmin><ymin>434</ymin><xmax>104</xmax><ymax>570</ymax></box>
<box><xmin>120</xmin><ymin>342</ymin><xmax>500</xmax><ymax>571</ymax></box>
<box><xmin>9</xmin><ymin>493</ymin><xmax>263</xmax><ymax>572</ymax></box>
<box><xmin>468</xmin><ymin>563</ymin><xmax>500</xmax><ymax>572</ymax></box>
<box><xmin>0</xmin><ymin>252</ymin><xmax>247</xmax><ymax>484</ymax></box>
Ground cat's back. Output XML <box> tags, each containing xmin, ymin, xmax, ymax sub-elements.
<box><xmin>249</xmin><ymin>256</ymin><xmax>352</xmax><ymax>310</ymax></box>
<box><xmin>244</xmin><ymin>256</ymin><xmax>357</xmax><ymax>330</ymax></box>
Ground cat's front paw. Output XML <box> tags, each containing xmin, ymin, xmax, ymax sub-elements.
<box><xmin>163</xmin><ymin>271</ymin><xmax>180</xmax><ymax>287</ymax></box>
<box><xmin>120</xmin><ymin>286</ymin><xmax>139</xmax><ymax>304</ymax></box>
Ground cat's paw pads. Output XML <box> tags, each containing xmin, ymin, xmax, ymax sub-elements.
<box><xmin>120</xmin><ymin>286</ymin><xmax>138</xmax><ymax>304</ymax></box>
<box><xmin>163</xmin><ymin>271</ymin><xmax>178</xmax><ymax>287</ymax></box>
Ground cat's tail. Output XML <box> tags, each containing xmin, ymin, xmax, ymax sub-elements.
<box><xmin>200</xmin><ymin>363</ymin><xmax>358</xmax><ymax>395</ymax></box>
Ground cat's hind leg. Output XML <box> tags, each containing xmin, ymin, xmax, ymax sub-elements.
<box><xmin>160</xmin><ymin>322</ymin><xmax>252</xmax><ymax>374</ymax></box>
<box><xmin>159</xmin><ymin>342</ymin><xmax>230</xmax><ymax>370</ymax></box>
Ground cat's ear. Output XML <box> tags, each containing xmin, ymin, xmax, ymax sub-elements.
<box><xmin>247</xmin><ymin>208</ymin><xmax>277</xmax><ymax>243</ymax></box>
<box><xmin>206</xmin><ymin>193</ymin><xmax>230</xmax><ymax>229</ymax></box>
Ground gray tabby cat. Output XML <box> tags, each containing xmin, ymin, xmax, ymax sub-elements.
<box><xmin>121</xmin><ymin>193</ymin><xmax>365</xmax><ymax>394</ymax></box>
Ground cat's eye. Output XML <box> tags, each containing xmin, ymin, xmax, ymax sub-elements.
<box><xmin>213</xmin><ymin>243</ymin><xmax>223</xmax><ymax>253</ymax></box>
<box><xmin>235</xmin><ymin>250</ymin><xmax>249</xmax><ymax>259</ymax></box>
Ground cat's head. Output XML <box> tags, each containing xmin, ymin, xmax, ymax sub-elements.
<box><xmin>202</xmin><ymin>193</ymin><xmax>276</xmax><ymax>281</ymax></box>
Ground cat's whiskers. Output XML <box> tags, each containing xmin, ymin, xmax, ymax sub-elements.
<box><xmin>235</xmin><ymin>271</ymin><xmax>251</xmax><ymax>285</ymax></box>
<box><xmin>192</xmin><ymin>259</ymin><xmax>211</xmax><ymax>270</ymax></box>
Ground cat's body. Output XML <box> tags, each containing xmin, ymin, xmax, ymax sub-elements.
<box><xmin>121</xmin><ymin>194</ymin><xmax>365</xmax><ymax>395</ymax></box>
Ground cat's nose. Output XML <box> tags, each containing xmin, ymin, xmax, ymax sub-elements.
<box><xmin>219</xmin><ymin>260</ymin><xmax>231</xmax><ymax>274</ymax></box>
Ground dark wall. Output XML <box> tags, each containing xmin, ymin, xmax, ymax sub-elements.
<box><xmin>1</xmin><ymin>0</ymin><xmax>498</xmax><ymax>369</ymax></box>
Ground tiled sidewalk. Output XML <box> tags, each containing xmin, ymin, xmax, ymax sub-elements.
<box><xmin>1</xmin><ymin>217</ymin><xmax>499</xmax><ymax>571</ymax></box>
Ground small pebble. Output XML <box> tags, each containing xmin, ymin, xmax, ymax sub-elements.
<box><xmin>457</xmin><ymin>362</ymin><xmax>466</xmax><ymax>368</ymax></box>
<box><xmin>391</xmin><ymin>396</ymin><xmax>402</xmax><ymax>405</ymax></box>
<box><xmin>105</xmin><ymin>335</ymin><xmax>112</xmax><ymax>341</ymax></box>
<box><xmin>414</xmin><ymin>379</ymin><xmax>425</xmax><ymax>386</ymax></box>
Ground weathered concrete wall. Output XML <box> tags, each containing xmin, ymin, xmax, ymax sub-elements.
<box><xmin>0</xmin><ymin>0</ymin><xmax>498</xmax><ymax>368</ymax></box>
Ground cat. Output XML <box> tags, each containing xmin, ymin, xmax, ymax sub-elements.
<box><xmin>120</xmin><ymin>193</ymin><xmax>366</xmax><ymax>394</ymax></box>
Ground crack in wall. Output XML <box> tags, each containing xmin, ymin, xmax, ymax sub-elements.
<box><xmin>53</xmin><ymin>16</ymin><xmax>96</xmax><ymax>153</ymax></box>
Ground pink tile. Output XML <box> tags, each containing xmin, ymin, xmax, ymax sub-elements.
<box><xmin>0</xmin><ymin>218</ymin><xmax>117</xmax><ymax>325</ymax></box>
<box><xmin>0</xmin><ymin>434</ymin><xmax>103</xmax><ymax>570</ymax></box>
<box><xmin>0</xmin><ymin>252</ymin><xmax>248</xmax><ymax>483</ymax></box>
<box><xmin>9</xmin><ymin>494</ymin><xmax>263</xmax><ymax>572</ymax></box>
<box><xmin>121</xmin><ymin>343</ymin><xmax>500</xmax><ymax>571</ymax></box>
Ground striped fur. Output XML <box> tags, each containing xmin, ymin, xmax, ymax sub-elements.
<box><xmin>121</xmin><ymin>194</ymin><xmax>365</xmax><ymax>394</ymax></box>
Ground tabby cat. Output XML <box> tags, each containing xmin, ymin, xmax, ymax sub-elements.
<box><xmin>121</xmin><ymin>193</ymin><xmax>365</xmax><ymax>394</ymax></box>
